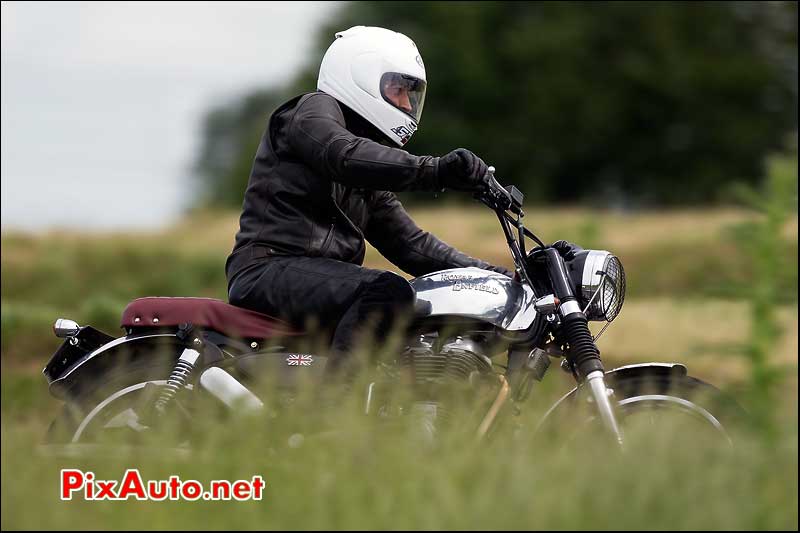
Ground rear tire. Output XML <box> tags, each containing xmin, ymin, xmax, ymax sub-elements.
<box><xmin>45</xmin><ymin>358</ymin><xmax>179</xmax><ymax>445</ymax></box>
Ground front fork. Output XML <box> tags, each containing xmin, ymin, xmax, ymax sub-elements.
<box><xmin>545</xmin><ymin>249</ymin><xmax>624</xmax><ymax>447</ymax></box>
<box><xmin>561</xmin><ymin>306</ymin><xmax>625</xmax><ymax>448</ymax></box>
<box><xmin>585</xmin><ymin>371</ymin><xmax>624</xmax><ymax>447</ymax></box>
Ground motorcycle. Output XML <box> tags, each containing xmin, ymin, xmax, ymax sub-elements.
<box><xmin>42</xmin><ymin>168</ymin><xmax>740</xmax><ymax>449</ymax></box>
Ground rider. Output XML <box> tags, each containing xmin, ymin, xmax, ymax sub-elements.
<box><xmin>225</xmin><ymin>26</ymin><xmax>513</xmax><ymax>375</ymax></box>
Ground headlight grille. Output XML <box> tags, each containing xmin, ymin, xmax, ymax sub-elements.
<box><xmin>598</xmin><ymin>255</ymin><xmax>625</xmax><ymax>322</ymax></box>
<box><xmin>580</xmin><ymin>252</ymin><xmax>626</xmax><ymax>322</ymax></box>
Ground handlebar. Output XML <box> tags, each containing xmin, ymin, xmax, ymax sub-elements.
<box><xmin>473</xmin><ymin>166</ymin><xmax>546</xmax><ymax>262</ymax></box>
<box><xmin>474</xmin><ymin>166</ymin><xmax>524</xmax><ymax>215</ymax></box>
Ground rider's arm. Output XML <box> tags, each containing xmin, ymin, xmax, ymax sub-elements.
<box><xmin>287</xmin><ymin>93</ymin><xmax>441</xmax><ymax>192</ymax></box>
<box><xmin>364</xmin><ymin>190</ymin><xmax>513</xmax><ymax>278</ymax></box>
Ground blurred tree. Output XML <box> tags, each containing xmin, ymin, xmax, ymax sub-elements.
<box><xmin>725</xmin><ymin>136</ymin><xmax>798</xmax><ymax>434</ymax></box>
<box><xmin>193</xmin><ymin>90</ymin><xmax>291</xmax><ymax>207</ymax></box>
<box><xmin>193</xmin><ymin>1</ymin><xmax>797</xmax><ymax>208</ymax></box>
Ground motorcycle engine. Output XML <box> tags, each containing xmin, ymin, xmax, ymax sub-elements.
<box><xmin>394</xmin><ymin>333</ymin><xmax>496</xmax><ymax>442</ymax></box>
<box><xmin>400</xmin><ymin>334</ymin><xmax>493</xmax><ymax>385</ymax></box>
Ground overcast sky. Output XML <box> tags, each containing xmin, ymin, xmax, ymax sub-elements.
<box><xmin>1</xmin><ymin>1</ymin><xmax>342</xmax><ymax>230</ymax></box>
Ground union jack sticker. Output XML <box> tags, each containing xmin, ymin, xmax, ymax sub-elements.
<box><xmin>286</xmin><ymin>354</ymin><xmax>313</xmax><ymax>366</ymax></box>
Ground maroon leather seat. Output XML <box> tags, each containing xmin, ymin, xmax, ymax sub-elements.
<box><xmin>120</xmin><ymin>297</ymin><xmax>302</xmax><ymax>339</ymax></box>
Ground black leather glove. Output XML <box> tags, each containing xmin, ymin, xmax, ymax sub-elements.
<box><xmin>499</xmin><ymin>267</ymin><xmax>515</xmax><ymax>279</ymax></box>
<box><xmin>437</xmin><ymin>148</ymin><xmax>488</xmax><ymax>192</ymax></box>
<box><xmin>551</xmin><ymin>240</ymin><xmax>584</xmax><ymax>260</ymax></box>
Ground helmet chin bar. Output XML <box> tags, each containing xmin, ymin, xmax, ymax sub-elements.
<box><xmin>389</xmin><ymin>120</ymin><xmax>418</xmax><ymax>146</ymax></box>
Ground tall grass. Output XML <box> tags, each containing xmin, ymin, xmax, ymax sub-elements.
<box><xmin>2</xmin><ymin>354</ymin><xmax>797</xmax><ymax>530</ymax></box>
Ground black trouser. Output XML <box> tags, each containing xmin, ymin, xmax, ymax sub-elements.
<box><xmin>228</xmin><ymin>256</ymin><xmax>415</xmax><ymax>374</ymax></box>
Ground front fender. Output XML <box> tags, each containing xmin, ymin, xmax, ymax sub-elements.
<box><xmin>538</xmin><ymin>363</ymin><xmax>690</xmax><ymax>427</ymax></box>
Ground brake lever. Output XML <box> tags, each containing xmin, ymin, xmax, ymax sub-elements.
<box><xmin>485</xmin><ymin>166</ymin><xmax>503</xmax><ymax>191</ymax></box>
<box><xmin>473</xmin><ymin>185</ymin><xmax>508</xmax><ymax>212</ymax></box>
<box><xmin>481</xmin><ymin>166</ymin><xmax>513</xmax><ymax>212</ymax></box>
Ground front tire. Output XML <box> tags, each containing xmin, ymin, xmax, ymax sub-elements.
<box><xmin>537</xmin><ymin>373</ymin><xmax>745</xmax><ymax>449</ymax></box>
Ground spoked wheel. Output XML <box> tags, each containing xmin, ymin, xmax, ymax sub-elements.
<box><xmin>537</xmin><ymin>374</ymin><xmax>744</xmax><ymax>452</ymax></box>
<box><xmin>67</xmin><ymin>380</ymin><xmax>194</xmax><ymax>445</ymax></box>
<box><xmin>614</xmin><ymin>392</ymin><xmax>733</xmax><ymax>447</ymax></box>
<box><xmin>44</xmin><ymin>361</ymin><xmax>194</xmax><ymax>450</ymax></box>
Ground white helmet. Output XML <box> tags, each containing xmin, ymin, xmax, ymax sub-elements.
<box><xmin>317</xmin><ymin>26</ymin><xmax>427</xmax><ymax>147</ymax></box>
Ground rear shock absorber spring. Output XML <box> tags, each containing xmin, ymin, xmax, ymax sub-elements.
<box><xmin>154</xmin><ymin>344</ymin><xmax>202</xmax><ymax>413</ymax></box>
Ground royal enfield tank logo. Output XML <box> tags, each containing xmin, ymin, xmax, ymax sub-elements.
<box><xmin>452</xmin><ymin>280</ymin><xmax>500</xmax><ymax>295</ymax></box>
<box><xmin>390</xmin><ymin>121</ymin><xmax>417</xmax><ymax>145</ymax></box>
<box><xmin>439</xmin><ymin>272</ymin><xmax>499</xmax><ymax>294</ymax></box>
<box><xmin>440</xmin><ymin>272</ymin><xmax>473</xmax><ymax>282</ymax></box>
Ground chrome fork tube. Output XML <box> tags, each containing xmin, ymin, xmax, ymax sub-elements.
<box><xmin>585</xmin><ymin>370</ymin><xmax>624</xmax><ymax>447</ymax></box>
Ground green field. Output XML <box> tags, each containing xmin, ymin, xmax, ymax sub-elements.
<box><xmin>1</xmin><ymin>206</ymin><xmax>798</xmax><ymax>530</ymax></box>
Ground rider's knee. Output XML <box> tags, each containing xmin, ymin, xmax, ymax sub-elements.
<box><xmin>363</xmin><ymin>271</ymin><xmax>415</xmax><ymax>309</ymax></box>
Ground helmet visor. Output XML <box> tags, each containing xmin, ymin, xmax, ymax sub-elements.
<box><xmin>380</xmin><ymin>72</ymin><xmax>426</xmax><ymax>123</ymax></box>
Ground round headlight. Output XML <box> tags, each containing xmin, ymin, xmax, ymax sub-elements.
<box><xmin>567</xmin><ymin>250</ymin><xmax>626</xmax><ymax>322</ymax></box>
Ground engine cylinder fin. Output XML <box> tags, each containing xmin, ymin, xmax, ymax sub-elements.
<box><xmin>400</xmin><ymin>336</ymin><xmax>490</xmax><ymax>385</ymax></box>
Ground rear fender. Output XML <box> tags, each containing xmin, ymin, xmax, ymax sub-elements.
<box><xmin>46</xmin><ymin>332</ymin><xmax>184</xmax><ymax>400</ymax></box>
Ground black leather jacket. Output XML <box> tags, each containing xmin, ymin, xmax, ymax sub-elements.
<box><xmin>225</xmin><ymin>91</ymin><xmax>511</xmax><ymax>284</ymax></box>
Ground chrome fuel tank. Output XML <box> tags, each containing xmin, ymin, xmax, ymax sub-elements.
<box><xmin>410</xmin><ymin>267</ymin><xmax>538</xmax><ymax>331</ymax></box>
